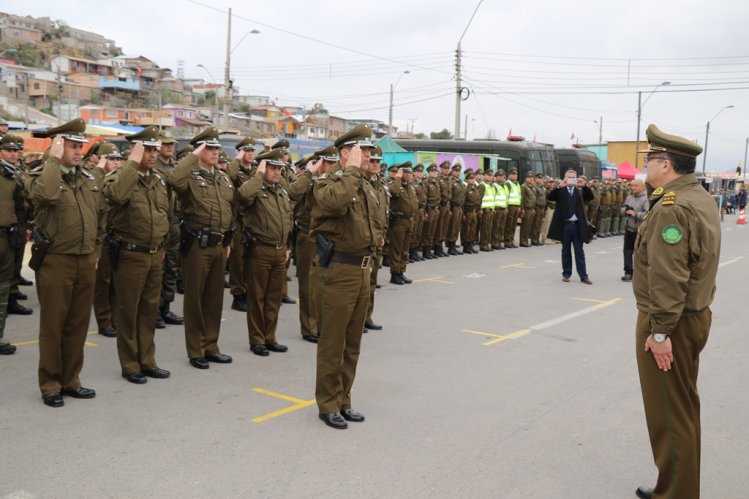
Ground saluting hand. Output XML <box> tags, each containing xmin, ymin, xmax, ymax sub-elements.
<box><xmin>394</xmin><ymin>169</ymin><xmax>403</xmax><ymax>179</ymax></box>
<box><xmin>235</xmin><ymin>149</ymin><xmax>245</xmax><ymax>162</ymax></box>
<box><xmin>257</xmin><ymin>160</ymin><xmax>267</xmax><ymax>175</ymax></box>
<box><xmin>348</xmin><ymin>145</ymin><xmax>362</xmax><ymax>169</ymax></box>
<box><xmin>96</xmin><ymin>156</ymin><xmax>107</xmax><ymax>170</ymax></box>
<box><xmin>307</xmin><ymin>158</ymin><xmax>321</xmax><ymax>174</ymax></box>
<box><xmin>193</xmin><ymin>142</ymin><xmax>206</xmax><ymax>156</ymax></box>
<box><xmin>50</xmin><ymin>135</ymin><xmax>65</xmax><ymax>159</ymax></box>
<box><xmin>645</xmin><ymin>335</ymin><xmax>674</xmax><ymax>371</ymax></box>
<box><xmin>129</xmin><ymin>142</ymin><xmax>145</xmax><ymax>165</ymax></box>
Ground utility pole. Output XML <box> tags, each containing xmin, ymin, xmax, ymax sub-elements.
<box><xmin>598</xmin><ymin>115</ymin><xmax>603</xmax><ymax>145</ymax></box>
<box><xmin>388</xmin><ymin>83</ymin><xmax>394</xmax><ymax>135</ymax></box>
<box><xmin>454</xmin><ymin>43</ymin><xmax>462</xmax><ymax>139</ymax></box>
<box><xmin>635</xmin><ymin>91</ymin><xmax>641</xmax><ymax>167</ymax></box>
<box><xmin>56</xmin><ymin>67</ymin><xmax>63</xmax><ymax>124</ymax></box>
<box><xmin>464</xmin><ymin>114</ymin><xmax>468</xmax><ymax>140</ymax></box>
<box><xmin>222</xmin><ymin>7</ymin><xmax>232</xmax><ymax>130</ymax></box>
<box><xmin>743</xmin><ymin>137</ymin><xmax>748</xmax><ymax>180</ymax></box>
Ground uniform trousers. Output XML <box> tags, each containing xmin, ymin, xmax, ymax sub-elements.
<box><xmin>479</xmin><ymin>209</ymin><xmax>494</xmax><ymax>248</ymax></box>
<box><xmin>113</xmin><ymin>249</ymin><xmax>162</xmax><ymax>374</ymax></box>
<box><xmin>228</xmin><ymin>224</ymin><xmax>246</xmax><ymax>297</ymax></box>
<box><xmin>492</xmin><ymin>208</ymin><xmax>507</xmax><ymax>247</ymax></box>
<box><xmin>36</xmin><ymin>252</ymin><xmax>96</xmax><ymax>395</ymax></box>
<box><xmin>421</xmin><ymin>208</ymin><xmax>439</xmax><ymax>248</ymax></box>
<box><xmin>182</xmin><ymin>244</ymin><xmax>227</xmax><ymax>359</ymax></box>
<box><xmin>389</xmin><ymin>217</ymin><xmax>412</xmax><ymax>275</ymax></box>
<box><xmin>436</xmin><ymin>204</ymin><xmax>451</xmax><ymax>244</ymax></box>
<box><xmin>446</xmin><ymin>206</ymin><xmax>463</xmax><ymax>244</ymax></box>
<box><xmin>519</xmin><ymin>208</ymin><xmax>535</xmax><ymax>246</ymax></box>
<box><xmin>636</xmin><ymin>309</ymin><xmax>710</xmax><ymax>499</ymax></box>
<box><xmin>0</xmin><ymin>237</ymin><xmax>13</xmax><ymax>344</ymax></box>
<box><xmin>315</xmin><ymin>260</ymin><xmax>370</xmax><ymax>414</ymax></box>
<box><xmin>93</xmin><ymin>246</ymin><xmax>115</xmax><ymax>329</ymax></box>
<box><xmin>246</xmin><ymin>244</ymin><xmax>286</xmax><ymax>346</ymax></box>
<box><xmin>411</xmin><ymin>209</ymin><xmax>425</xmax><ymax>250</ymax></box>
<box><xmin>295</xmin><ymin>232</ymin><xmax>318</xmax><ymax>337</ymax></box>
<box><xmin>532</xmin><ymin>206</ymin><xmax>546</xmax><ymax>244</ymax></box>
<box><xmin>504</xmin><ymin>206</ymin><xmax>521</xmax><ymax>245</ymax></box>
<box><xmin>366</xmin><ymin>246</ymin><xmax>382</xmax><ymax>326</ymax></box>
<box><xmin>461</xmin><ymin>210</ymin><xmax>478</xmax><ymax>245</ymax></box>
<box><xmin>159</xmin><ymin>220</ymin><xmax>181</xmax><ymax>309</ymax></box>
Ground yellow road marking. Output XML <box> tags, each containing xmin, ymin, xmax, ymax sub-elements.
<box><xmin>482</xmin><ymin>329</ymin><xmax>532</xmax><ymax>346</ymax></box>
<box><xmin>251</xmin><ymin>387</ymin><xmax>315</xmax><ymax>423</ymax></box>
<box><xmin>462</xmin><ymin>329</ymin><xmax>503</xmax><ymax>339</ymax></box>
<box><xmin>572</xmin><ymin>297</ymin><xmax>610</xmax><ymax>304</ymax></box>
<box><xmin>414</xmin><ymin>276</ymin><xmax>454</xmax><ymax>284</ymax></box>
<box><xmin>14</xmin><ymin>331</ymin><xmax>100</xmax><ymax>348</ymax></box>
<box><xmin>719</xmin><ymin>256</ymin><xmax>744</xmax><ymax>268</ymax></box>
<box><xmin>500</xmin><ymin>263</ymin><xmax>535</xmax><ymax>269</ymax></box>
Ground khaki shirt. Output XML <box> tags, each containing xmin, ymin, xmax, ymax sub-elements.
<box><xmin>370</xmin><ymin>176</ymin><xmax>389</xmax><ymax>242</ymax></box>
<box><xmin>633</xmin><ymin>174</ymin><xmax>720</xmax><ymax>336</ymax></box>
<box><xmin>389</xmin><ymin>178</ymin><xmax>418</xmax><ymax>218</ymax></box>
<box><xmin>438</xmin><ymin>174</ymin><xmax>451</xmax><ymax>203</ymax></box>
<box><xmin>521</xmin><ymin>181</ymin><xmax>536</xmax><ymax>208</ymax></box>
<box><xmin>168</xmin><ymin>154</ymin><xmax>234</xmax><ymax>233</ymax></box>
<box><xmin>26</xmin><ymin>157</ymin><xmax>102</xmax><ymax>255</ymax></box>
<box><xmin>0</xmin><ymin>161</ymin><xmax>23</xmax><ymax>227</ymax></box>
<box><xmin>103</xmin><ymin>161</ymin><xmax>171</xmax><ymax>248</ymax></box>
<box><xmin>464</xmin><ymin>183</ymin><xmax>480</xmax><ymax>210</ymax></box>
<box><xmin>534</xmin><ymin>184</ymin><xmax>547</xmax><ymax>208</ymax></box>
<box><xmin>450</xmin><ymin>177</ymin><xmax>466</xmax><ymax>206</ymax></box>
<box><xmin>311</xmin><ymin>163</ymin><xmax>379</xmax><ymax>256</ymax></box>
<box><xmin>287</xmin><ymin>171</ymin><xmax>315</xmax><ymax>234</ymax></box>
<box><xmin>238</xmin><ymin>174</ymin><xmax>292</xmax><ymax>245</ymax></box>
<box><xmin>425</xmin><ymin>177</ymin><xmax>441</xmax><ymax>207</ymax></box>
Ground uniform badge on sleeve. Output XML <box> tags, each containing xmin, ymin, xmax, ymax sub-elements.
<box><xmin>662</xmin><ymin>225</ymin><xmax>683</xmax><ymax>245</ymax></box>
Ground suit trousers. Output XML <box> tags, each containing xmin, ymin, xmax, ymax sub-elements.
<box><xmin>561</xmin><ymin>222</ymin><xmax>588</xmax><ymax>280</ymax></box>
<box><xmin>37</xmin><ymin>252</ymin><xmax>96</xmax><ymax>396</ymax></box>
<box><xmin>296</xmin><ymin>232</ymin><xmax>318</xmax><ymax>337</ymax></box>
<box><xmin>245</xmin><ymin>244</ymin><xmax>286</xmax><ymax>346</ymax></box>
<box><xmin>113</xmin><ymin>250</ymin><xmax>162</xmax><ymax>374</ymax></box>
<box><xmin>182</xmin><ymin>244</ymin><xmax>227</xmax><ymax>359</ymax></box>
<box><xmin>315</xmin><ymin>260</ymin><xmax>370</xmax><ymax>414</ymax></box>
<box><xmin>636</xmin><ymin>309</ymin><xmax>710</xmax><ymax>499</ymax></box>
<box><xmin>623</xmin><ymin>230</ymin><xmax>637</xmax><ymax>275</ymax></box>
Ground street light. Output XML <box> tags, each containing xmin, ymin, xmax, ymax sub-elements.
<box><xmin>388</xmin><ymin>70</ymin><xmax>410</xmax><ymax>136</ymax></box>
<box><xmin>197</xmin><ymin>64</ymin><xmax>220</xmax><ymax>124</ymax></box>
<box><xmin>702</xmin><ymin>104</ymin><xmax>734</xmax><ymax>175</ymax></box>
<box><xmin>635</xmin><ymin>81</ymin><xmax>670</xmax><ymax>164</ymax></box>
<box><xmin>454</xmin><ymin>0</ymin><xmax>484</xmax><ymax>139</ymax></box>
<box><xmin>743</xmin><ymin>137</ymin><xmax>748</xmax><ymax>180</ymax></box>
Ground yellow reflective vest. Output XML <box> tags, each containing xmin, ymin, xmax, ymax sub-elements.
<box><xmin>481</xmin><ymin>181</ymin><xmax>496</xmax><ymax>209</ymax></box>
<box><xmin>494</xmin><ymin>182</ymin><xmax>508</xmax><ymax>208</ymax></box>
<box><xmin>506</xmin><ymin>180</ymin><xmax>521</xmax><ymax>206</ymax></box>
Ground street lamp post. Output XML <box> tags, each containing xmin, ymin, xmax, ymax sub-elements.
<box><xmin>635</xmin><ymin>81</ymin><xmax>670</xmax><ymax>165</ymax></box>
<box><xmin>743</xmin><ymin>137</ymin><xmax>748</xmax><ymax>180</ymax></box>
<box><xmin>388</xmin><ymin>70</ymin><xmax>410</xmax><ymax>136</ymax></box>
<box><xmin>198</xmin><ymin>64</ymin><xmax>220</xmax><ymax>124</ymax></box>
<box><xmin>702</xmin><ymin>105</ymin><xmax>735</xmax><ymax>176</ymax></box>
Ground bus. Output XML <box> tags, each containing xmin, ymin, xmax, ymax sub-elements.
<box><xmin>394</xmin><ymin>138</ymin><xmax>560</xmax><ymax>180</ymax></box>
<box><xmin>556</xmin><ymin>148</ymin><xmax>602</xmax><ymax>180</ymax></box>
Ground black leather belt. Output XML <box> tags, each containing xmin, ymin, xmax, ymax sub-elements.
<box><xmin>253</xmin><ymin>238</ymin><xmax>286</xmax><ymax>249</ymax></box>
<box><xmin>331</xmin><ymin>252</ymin><xmax>371</xmax><ymax>269</ymax></box>
<box><xmin>122</xmin><ymin>241</ymin><xmax>163</xmax><ymax>254</ymax></box>
<box><xmin>0</xmin><ymin>227</ymin><xmax>9</xmax><ymax>236</ymax></box>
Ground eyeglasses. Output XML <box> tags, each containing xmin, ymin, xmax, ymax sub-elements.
<box><xmin>643</xmin><ymin>155</ymin><xmax>667</xmax><ymax>166</ymax></box>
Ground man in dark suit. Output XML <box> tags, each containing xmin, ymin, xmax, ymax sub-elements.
<box><xmin>547</xmin><ymin>170</ymin><xmax>594</xmax><ymax>284</ymax></box>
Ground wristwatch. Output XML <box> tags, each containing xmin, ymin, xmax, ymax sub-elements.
<box><xmin>652</xmin><ymin>333</ymin><xmax>669</xmax><ymax>343</ymax></box>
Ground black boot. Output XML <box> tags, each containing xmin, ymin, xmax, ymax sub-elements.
<box><xmin>433</xmin><ymin>245</ymin><xmax>445</xmax><ymax>257</ymax></box>
<box><xmin>231</xmin><ymin>294</ymin><xmax>248</xmax><ymax>312</ymax></box>
<box><xmin>401</xmin><ymin>273</ymin><xmax>413</xmax><ymax>284</ymax></box>
<box><xmin>389</xmin><ymin>273</ymin><xmax>405</xmax><ymax>285</ymax></box>
<box><xmin>408</xmin><ymin>249</ymin><xmax>416</xmax><ymax>263</ymax></box>
<box><xmin>176</xmin><ymin>279</ymin><xmax>184</xmax><ymax>295</ymax></box>
<box><xmin>7</xmin><ymin>294</ymin><xmax>32</xmax><ymax>315</ymax></box>
<box><xmin>422</xmin><ymin>247</ymin><xmax>434</xmax><ymax>259</ymax></box>
<box><xmin>160</xmin><ymin>306</ymin><xmax>184</xmax><ymax>325</ymax></box>
<box><xmin>382</xmin><ymin>255</ymin><xmax>391</xmax><ymax>267</ymax></box>
<box><xmin>415</xmin><ymin>249</ymin><xmax>425</xmax><ymax>261</ymax></box>
<box><xmin>447</xmin><ymin>243</ymin><xmax>458</xmax><ymax>256</ymax></box>
<box><xmin>453</xmin><ymin>243</ymin><xmax>463</xmax><ymax>255</ymax></box>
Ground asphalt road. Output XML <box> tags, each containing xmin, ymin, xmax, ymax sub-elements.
<box><xmin>1</xmin><ymin>217</ymin><xmax>747</xmax><ymax>499</ymax></box>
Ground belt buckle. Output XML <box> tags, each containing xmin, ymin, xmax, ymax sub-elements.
<box><xmin>149</xmin><ymin>247</ymin><xmax>158</xmax><ymax>254</ymax></box>
<box><xmin>361</xmin><ymin>256</ymin><xmax>371</xmax><ymax>269</ymax></box>
<box><xmin>275</xmin><ymin>243</ymin><xmax>284</xmax><ymax>249</ymax></box>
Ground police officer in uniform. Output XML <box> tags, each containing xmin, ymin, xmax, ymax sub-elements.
<box><xmin>311</xmin><ymin>124</ymin><xmax>380</xmax><ymax>430</ymax></box>
<box><xmin>434</xmin><ymin>161</ymin><xmax>452</xmax><ymax>257</ymax></box>
<box><xmin>504</xmin><ymin>168</ymin><xmax>522</xmax><ymax>247</ymax></box>
<box><xmin>492</xmin><ymin>170</ymin><xmax>508</xmax><ymax>250</ymax></box>
<box><xmin>271</xmin><ymin>139</ymin><xmax>297</xmax><ymax>305</ymax></box>
<box><xmin>103</xmin><ymin>127</ymin><xmax>172</xmax><ymax>384</ymax></box>
<box><xmin>478</xmin><ymin>169</ymin><xmax>495</xmax><ymax>251</ymax></box>
<box><xmin>168</xmin><ymin>127</ymin><xmax>234</xmax><ymax>370</ymax></box>
<box><xmin>519</xmin><ymin>172</ymin><xmax>536</xmax><ymax>247</ymax></box>
<box><xmin>410</xmin><ymin>164</ymin><xmax>427</xmax><ymax>262</ymax></box>
<box><xmin>0</xmin><ymin>135</ymin><xmax>26</xmax><ymax>355</ymax></box>
<box><xmin>461</xmin><ymin>170</ymin><xmax>480</xmax><ymax>253</ymax></box>
<box><xmin>365</xmin><ymin>147</ymin><xmax>388</xmax><ymax>329</ymax></box>
<box><xmin>446</xmin><ymin>163</ymin><xmax>465</xmax><ymax>255</ymax></box>
<box><xmin>420</xmin><ymin>164</ymin><xmax>440</xmax><ymax>259</ymax></box>
<box><xmin>227</xmin><ymin>137</ymin><xmax>257</xmax><ymax>312</ymax></box>
<box><xmin>532</xmin><ymin>173</ymin><xmax>547</xmax><ymax>245</ymax></box>
<box><xmin>238</xmin><ymin>149</ymin><xmax>293</xmax><ymax>357</ymax></box>
<box><xmin>27</xmin><ymin>119</ymin><xmax>100</xmax><ymax>407</ymax></box>
<box><xmin>633</xmin><ymin>125</ymin><xmax>720</xmax><ymax>499</ymax></box>
<box><xmin>388</xmin><ymin>162</ymin><xmax>418</xmax><ymax>285</ymax></box>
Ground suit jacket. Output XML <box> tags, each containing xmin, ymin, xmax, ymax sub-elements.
<box><xmin>546</xmin><ymin>184</ymin><xmax>594</xmax><ymax>241</ymax></box>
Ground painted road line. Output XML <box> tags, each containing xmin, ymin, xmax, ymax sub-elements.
<box><xmin>500</xmin><ymin>263</ymin><xmax>535</xmax><ymax>269</ymax></box>
<box><xmin>482</xmin><ymin>329</ymin><xmax>532</xmax><ymax>346</ymax></box>
<box><xmin>571</xmin><ymin>297</ymin><xmax>610</xmax><ymax>304</ymax></box>
<box><xmin>15</xmin><ymin>331</ymin><xmax>99</xmax><ymax>348</ymax></box>
<box><xmin>414</xmin><ymin>276</ymin><xmax>454</xmax><ymax>284</ymax></box>
<box><xmin>251</xmin><ymin>387</ymin><xmax>315</xmax><ymax>423</ymax></box>
<box><xmin>463</xmin><ymin>329</ymin><xmax>504</xmax><ymax>339</ymax></box>
<box><xmin>719</xmin><ymin>256</ymin><xmax>744</xmax><ymax>268</ymax></box>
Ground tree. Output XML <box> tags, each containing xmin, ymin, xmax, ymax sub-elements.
<box><xmin>307</xmin><ymin>102</ymin><xmax>328</xmax><ymax>115</ymax></box>
<box><xmin>430</xmin><ymin>128</ymin><xmax>453</xmax><ymax>140</ymax></box>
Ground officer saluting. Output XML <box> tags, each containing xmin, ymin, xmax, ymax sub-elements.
<box><xmin>27</xmin><ymin>119</ymin><xmax>100</xmax><ymax>407</ymax></box>
<box><xmin>168</xmin><ymin>127</ymin><xmax>235</xmax><ymax>370</ymax></box>
<box><xmin>103</xmin><ymin>126</ymin><xmax>172</xmax><ymax>384</ymax></box>
<box><xmin>633</xmin><ymin>125</ymin><xmax>721</xmax><ymax>499</ymax></box>
<box><xmin>311</xmin><ymin>124</ymin><xmax>381</xmax><ymax>430</ymax></box>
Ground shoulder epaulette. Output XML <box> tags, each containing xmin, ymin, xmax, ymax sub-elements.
<box><xmin>662</xmin><ymin>191</ymin><xmax>676</xmax><ymax>206</ymax></box>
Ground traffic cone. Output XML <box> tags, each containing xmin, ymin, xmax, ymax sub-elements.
<box><xmin>737</xmin><ymin>208</ymin><xmax>746</xmax><ymax>225</ymax></box>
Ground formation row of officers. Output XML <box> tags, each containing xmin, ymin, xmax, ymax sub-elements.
<box><xmin>0</xmin><ymin>118</ymin><xmax>632</xmax><ymax>430</ymax></box>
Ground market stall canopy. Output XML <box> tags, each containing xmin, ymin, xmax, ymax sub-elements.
<box><xmin>617</xmin><ymin>161</ymin><xmax>642</xmax><ymax>179</ymax></box>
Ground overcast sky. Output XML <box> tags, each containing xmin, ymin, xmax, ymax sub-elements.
<box><xmin>8</xmin><ymin>0</ymin><xmax>749</xmax><ymax>171</ymax></box>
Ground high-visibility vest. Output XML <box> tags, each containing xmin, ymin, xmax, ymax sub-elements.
<box><xmin>507</xmin><ymin>180</ymin><xmax>521</xmax><ymax>206</ymax></box>
<box><xmin>481</xmin><ymin>182</ymin><xmax>495</xmax><ymax>209</ymax></box>
<box><xmin>494</xmin><ymin>182</ymin><xmax>508</xmax><ymax>208</ymax></box>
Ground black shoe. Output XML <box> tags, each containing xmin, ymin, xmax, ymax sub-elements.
<box><xmin>621</xmin><ymin>274</ymin><xmax>633</xmax><ymax>282</ymax></box>
<box><xmin>142</xmin><ymin>367</ymin><xmax>171</xmax><ymax>379</ymax></box>
<box><xmin>363</xmin><ymin>328</ymin><xmax>368</xmax><ymax>334</ymax></box>
<box><xmin>122</xmin><ymin>372</ymin><xmax>148</xmax><ymax>384</ymax></box>
<box><xmin>43</xmin><ymin>393</ymin><xmax>64</xmax><ymax>408</ymax></box>
<box><xmin>206</xmin><ymin>352</ymin><xmax>232</xmax><ymax>363</ymax></box>
<box><xmin>381</xmin><ymin>255</ymin><xmax>391</xmax><ymax>267</ymax></box>
<box><xmin>161</xmin><ymin>308</ymin><xmax>184</xmax><ymax>325</ymax></box>
<box><xmin>480</xmin><ymin>246</ymin><xmax>490</xmax><ymax>252</ymax></box>
<box><xmin>189</xmin><ymin>357</ymin><xmax>210</xmax><ymax>369</ymax></box>
<box><xmin>401</xmin><ymin>274</ymin><xmax>413</xmax><ymax>284</ymax></box>
<box><xmin>375</xmin><ymin>284</ymin><xmax>382</xmax><ymax>289</ymax></box>
<box><xmin>447</xmin><ymin>244</ymin><xmax>459</xmax><ymax>256</ymax></box>
<box><xmin>99</xmin><ymin>326</ymin><xmax>117</xmax><ymax>338</ymax></box>
<box><xmin>250</xmin><ymin>344</ymin><xmax>270</xmax><ymax>357</ymax></box>
<box><xmin>282</xmin><ymin>295</ymin><xmax>296</xmax><ymax>304</ymax></box>
<box><xmin>155</xmin><ymin>314</ymin><xmax>166</xmax><ymax>329</ymax></box>
<box><xmin>422</xmin><ymin>248</ymin><xmax>434</xmax><ymax>259</ymax></box>
<box><xmin>7</xmin><ymin>297</ymin><xmax>32</xmax><ymax>315</ymax></box>
<box><xmin>224</xmin><ymin>280</ymin><xmax>230</xmax><ymax>288</ymax></box>
<box><xmin>319</xmin><ymin>412</ymin><xmax>348</xmax><ymax>430</ymax></box>
<box><xmin>635</xmin><ymin>486</ymin><xmax>653</xmax><ymax>499</ymax></box>
<box><xmin>302</xmin><ymin>334</ymin><xmax>319</xmax><ymax>344</ymax></box>
<box><xmin>14</xmin><ymin>291</ymin><xmax>27</xmax><ymax>300</ymax></box>
<box><xmin>365</xmin><ymin>322</ymin><xmax>382</xmax><ymax>330</ymax></box>
<box><xmin>61</xmin><ymin>387</ymin><xmax>96</xmax><ymax>399</ymax></box>
<box><xmin>390</xmin><ymin>274</ymin><xmax>405</xmax><ymax>285</ymax></box>
<box><xmin>231</xmin><ymin>295</ymin><xmax>248</xmax><ymax>312</ymax></box>
<box><xmin>433</xmin><ymin>245</ymin><xmax>445</xmax><ymax>257</ymax></box>
<box><xmin>176</xmin><ymin>280</ymin><xmax>184</xmax><ymax>294</ymax></box>
<box><xmin>0</xmin><ymin>343</ymin><xmax>17</xmax><ymax>355</ymax></box>
<box><xmin>266</xmin><ymin>342</ymin><xmax>288</xmax><ymax>353</ymax></box>
<box><xmin>19</xmin><ymin>276</ymin><xmax>33</xmax><ymax>286</ymax></box>
<box><xmin>341</xmin><ymin>408</ymin><xmax>365</xmax><ymax>422</ymax></box>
